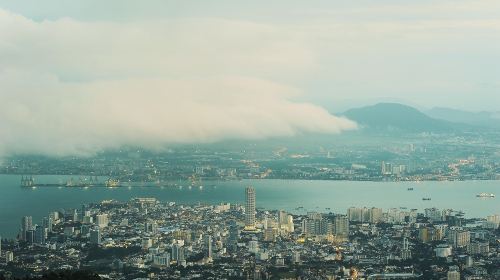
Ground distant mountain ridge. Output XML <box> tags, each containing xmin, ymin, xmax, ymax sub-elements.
<box><xmin>426</xmin><ymin>107</ymin><xmax>500</xmax><ymax>128</ymax></box>
<box><xmin>341</xmin><ymin>103</ymin><xmax>462</xmax><ymax>133</ymax></box>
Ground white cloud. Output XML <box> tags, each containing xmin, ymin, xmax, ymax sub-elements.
<box><xmin>0</xmin><ymin>9</ymin><xmax>356</xmax><ymax>157</ymax></box>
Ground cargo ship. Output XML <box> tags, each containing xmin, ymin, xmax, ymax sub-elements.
<box><xmin>476</xmin><ymin>193</ymin><xmax>495</xmax><ymax>198</ymax></box>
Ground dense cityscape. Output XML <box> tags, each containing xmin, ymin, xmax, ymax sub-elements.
<box><xmin>1</xmin><ymin>1</ymin><xmax>500</xmax><ymax>279</ymax></box>
<box><xmin>0</xmin><ymin>187</ymin><xmax>499</xmax><ymax>279</ymax></box>
<box><xmin>2</xmin><ymin>133</ymin><xmax>500</xmax><ymax>185</ymax></box>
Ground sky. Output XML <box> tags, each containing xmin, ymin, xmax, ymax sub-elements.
<box><xmin>0</xmin><ymin>0</ymin><xmax>499</xmax><ymax>156</ymax></box>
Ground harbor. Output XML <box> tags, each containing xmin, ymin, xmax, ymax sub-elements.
<box><xmin>20</xmin><ymin>175</ymin><xmax>201</xmax><ymax>189</ymax></box>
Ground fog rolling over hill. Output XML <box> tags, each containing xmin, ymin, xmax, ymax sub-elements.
<box><xmin>206</xmin><ymin>103</ymin><xmax>493</xmax><ymax>148</ymax></box>
<box><xmin>341</xmin><ymin>103</ymin><xmax>469</xmax><ymax>133</ymax></box>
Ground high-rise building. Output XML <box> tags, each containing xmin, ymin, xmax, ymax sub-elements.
<box><xmin>153</xmin><ymin>253</ymin><xmax>170</xmax><ymax>267</ymax></box>
<box><xmin>264</xmin><ymin>217</ymin><xmax>278</xmax><ymax>230</ymax></box>
<box><xmin>64</xmin><ymin>226</ymin><xmax>75</xmax><ymax>237</ymax></box>
<box><xmin>172</xmin><ymin>244</ymin><xmax>185</xmax><ymax>262</ymax></box>
<box><xmin>144</xmin><ymin>220</ymin><xmax>158</xmax><ymax>234</ymax></box>
<box><xmin>205</xmin><ymin>235</ymin><xmax>213</xmax><ymax>259</ymax></box>
<box><xmin>292</xmin><ymin>251</ymin><xmax>300</xmax><ymax>264</ymax></box>
<box><xmin>433</xmin><ymin>225</ymin><xmax>446</xmax><ymax>241</ymax></box>
<box><xmin>49</xmin><ymin>211</ymin><xmax>59</xmax><ymax>222</ymax></box>
<box><xmin>435</xmin><ymin>244</ymin><xmax>453</xmax><ymax>258</ymax></box>
<box><xmin>96</xmin><ymin>214</ymin><xmax>109</xmax><ymax>228</ymax></box>
<box><xmin>448</xmin><ymin>228</ymin><xmax>470</xmax><ymax>248</ymax></box>
<box><xmin>302</xmin><ymin>213</ymin><xmax>330</xmax><ymax>236</ymax></box>
<box><xmin>82</xmin><ymin>216</ymin><xmax>93</xmax><ymax>224</ymax></box>
<box><xmin>81</xmin><ymin>224</ymin><xmax>91</xmax><ymax>236</ymax></box>
<box><xmin>245</xmin><ymin>187</ymin><xmax>256</xmax><ymax>230</ymax></box>
<box><xmin>21</xmin><ymin>216</ymin><xmax>32</xmax><ymax>241</ymax></box>
<box><xmin>425</xmin><ymin>208</ymin><xmax>443</xmax><ymax>222</ymax></box>
<box><xmin>173</xmin><ymin>230</ymin><xmax>192</xmax><ymax>244</ymax></box>
<box><xmin>486</xmin><ymin>214</ymin><xmax>500</xmax><ymax>229</ymax></box>
<box><xmin>228</xmin><ymin>220</ymin><xmax>239</xmax><ymax>252</ymax></box>
<box><xmin>90</xmin><ymin>228</ymin><xmax>101</xmax><ymax>245</ymax></box>
<box><xmin>248</xmin><ymin>240</ymin><xmax>259</xmax><ymax>254</ymax></box>
<box><xmin>25</xmin><ymin>229</ymin><xmax>35</xmax><ymax>245</ymax></box>
<box><xmin>401</xmin><ymin>237</ymin><xmax>412</xmax><ymax>260</ymax></box>
<box><xmin>369</xmin><ymin>208</ymin><xmax>384</xmax><ymax>223</ymax></box>
<box><xmin>347</xmin><ymin>207</ymin><xmax>372</xmax><ymax>223</ymax></box>
<box><xmin>42</xmin><ymin>217</ymin><xmax>53</xmax><ymax>233</ymax></box>
<box><xmin>278</xmin><ymin>210</ymin><xmax>288</xmax><ymax>227</ymax></box>
<box><xmin>263</xmin><ymin>228</ymin><xmax>277</xmax><ymax>242</ymax></box>
<box><xmin>447</xmin><ymin>266</ymin><xmax>460</xmax><ymax>280</ymax></box>
<box><xmin>347</xmin><ymin>207</ymin><xmax>384</xmax><ymax>223</ymax></box>
<box><xmin>286</xmin><ymin>215</ymin><xmax>295</xmax><ymax>233</ymax></box>
<box><xmin>419</xmin><ymin>227</ymin><xmax>431</xmax><ymax>243</ymax></box>
<box><xmin>381</xmin><ymin>161</ymin><xmax>392</xmax><ymax>175</ymax></box>
<box><xmin>34</xmin><ymin>225</ymin><xmax>46</xmax><ymax>245</ymax></box>
<box><xmin>468</xmin><ymin>242</ymin><xmax>489</xmax><ymax>255</ymax></box>
<box><xmin>72</xmin><ymin>209</ymin><xmax>79</xmax><ymax>222</ymax></box>
<box><xmin>347</xmin><ymin>207</ymin><xmax>362</xmax><ymax>222</ymax></box>
<box><xmin>333</xmin><ymin>215</ymin><xmax>349</xmax><ymax>239</ymax></box>
<box><xmin>307</xmin><ymin>212</ymin><xmax>323</xmax><ymax>220</ymax></box>
<box><xmin>5</xmin><ymin>251</ymin><xmax>14</xmax><ymax>264</ymax></box>
<box><xmin>81</xmin><ymin>204</ymin><xmax>87</xmax><ymax>216</ymax></box>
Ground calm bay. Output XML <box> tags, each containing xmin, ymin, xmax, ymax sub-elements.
<box><xmin>0</xmin><ymin>174</ymin><xmax>498</xmax><ymax>238</ymax></box>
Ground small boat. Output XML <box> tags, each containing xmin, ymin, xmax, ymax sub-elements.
<box><xmin>407</xmin><ymin>187</ymin><xmax>414</xmax><ymax>191</ymax></box>
<box><xmin>422</xmin><ymin>198</ymin><xmax>431</xmax><ymax>201</ymax></box>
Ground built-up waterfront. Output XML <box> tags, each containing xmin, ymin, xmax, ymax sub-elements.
<box><xmin>0</xmin><ymin>187</ymin><xmax>499</xmax><ymax>280</ymax></box>
<box><xmin>1</xmin><ymin>176</ymin><xmax>500</xmax><ymax>239</ymax></box>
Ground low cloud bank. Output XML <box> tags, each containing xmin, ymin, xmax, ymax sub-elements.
<box><xmin>0</xmin><ymin>9</ymin><xmax>356</xmax><ymax>157</ymax></box>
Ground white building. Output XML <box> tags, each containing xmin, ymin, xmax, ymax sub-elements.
<box><xmin>435</xmin><ymin>244</ymin><xmax>452</xmax><ymax>258</ymax></box>
<box><xmin>5</xmin><ymin>251</ymin><xmax>14</xmax><ymax>263</ymax></box>
<box><xmin>245</xmin><ymin>187</ymin><xmax>256</xmax><ymax>230</ymax></box>
<box><xmin>448</xmin><ymin>228</ymin><xmax>470</xmax><ymax>248</ymax></box>
<box><xmin>96</xmin><ymin>214</ymin><xmax>109</xmax><ymax>228</ymax></box>
<box><xmin>153</xmin><ymin>253</ymin><xmax>170</xmax><ymax>267</ymax></box>
<box><xmin>248</xmin><ymin>240</ymin><xmax>259</xmax><ymax>254</ymax></box>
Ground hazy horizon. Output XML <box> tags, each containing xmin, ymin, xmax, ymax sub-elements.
<box><xmin>1</xmin><ymin>0</ymin><xmax>499</xmax><ymax>157</ymax></box>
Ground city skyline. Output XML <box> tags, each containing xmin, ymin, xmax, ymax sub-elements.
<box><xmin>0</xmin><ymin>186</ymin><xmax>498</xmax><ymax>279</ymax></box>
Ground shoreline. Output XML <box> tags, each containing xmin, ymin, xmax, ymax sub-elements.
<box><xmin>1</xmin><ymin>173</ymin><xmax>499</xmax><ymax>185</ymax></box>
